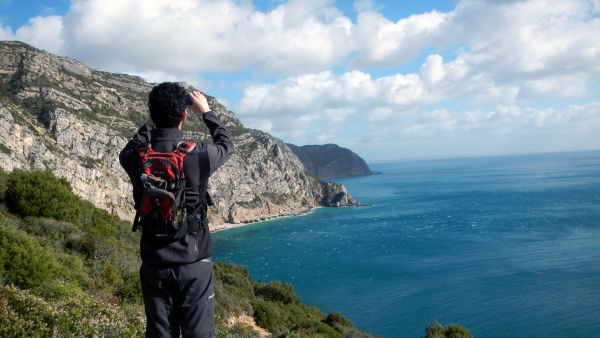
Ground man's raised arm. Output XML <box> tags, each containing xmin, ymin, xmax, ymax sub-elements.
<box><xmin>189</xmin><ymin>91</ymin><xmax>234</xmax><ymax>175</ymax></box>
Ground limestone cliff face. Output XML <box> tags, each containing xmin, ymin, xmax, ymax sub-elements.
<box><xmin>286</xmin><ymin>143</ymin><xmax>375</xmax><ymax>179</ymax></box>
<box><xmin>0</xmin><ymin>41</ymin><xmax>357</xmax><ymax>226</ymax></box>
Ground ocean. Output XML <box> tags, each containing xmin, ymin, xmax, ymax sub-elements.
<box><xmin>212</xmin><ymin>151</ymin><xmax>600</xmax><ymax>338</ymax></box>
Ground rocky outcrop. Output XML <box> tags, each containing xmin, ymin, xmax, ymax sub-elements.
<box><xmin>0</xmin><ymin>41</ymin><xmax>357</xmax><ymax>226</ymax></box>
<box><xmin>286</xmin><ymin>143</ymin><xmax>374</xmax><ymax>179</ymax></box>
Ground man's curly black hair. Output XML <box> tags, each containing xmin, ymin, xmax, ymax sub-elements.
<box><xmin>148</xmin><ymin>82</ymin><xmax>188</xmax><ymax>128</ymax></box>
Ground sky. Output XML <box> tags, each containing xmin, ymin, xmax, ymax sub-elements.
<box><xmin>1</xmin><ymin>0</ymin><xmax>599</xmax><ymax>162</ymax></box>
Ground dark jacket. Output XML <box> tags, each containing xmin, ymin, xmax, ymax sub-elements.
<box><xmin>119</xmin><ymin>111</ymin><xmax>234</xmax><ymax>265</ymax></box>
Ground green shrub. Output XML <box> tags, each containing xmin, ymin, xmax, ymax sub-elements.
<box><xmin>0</xmin><ymin>284</ymin><xmax>144</xmax><ymax>337</ymax></box>
<box><xmin>425</xmin><ymin>321</ymin><xmax>472</xmax><ymax>338</ymax></box>
<box><xmin>254</xmin><ymin>280</ymin><xmax>301</xmax><ymax>304</ymax></box>
<box><xmin>77</xmin><ymin>199</ymin><xmax>119</xmax><ymax>237</ymax></box>
<box><xmin>214</xmin><ymin>262</ymin><xmax>255</xmax><ymax>316</ymax></box>
<box><xmin>0</xmin><ymin>224</ymin><xmax>62</xmax><ymax>289</ymax></box>
<box><xmin>251</xmin><ymin>299</ymin><xmax>283</xmax><ymax>334</ymax></box>
<box><xmin>324</xmin><ymin>311</ymin><xmax>369</xmax><ymax>337</ymax></box>
<box><xmin>19</xmin><ymin>217</ymin><xmax>80</xmax><ymax>242</ymax></box>
<box><xmin>293</xmin><ymin>321</ymin><xmax>342</xmax><ymax>338</ymax></box>
<box><xmin>216</xmin><ymin>322</ymin><xmax>261</xmax><ymax>338</ymax></box>
<box><xmin>64</xmin><ymin>233</ymin><xmax>97</xmax><ymax>258</ymax></box>
<box><xmin>5</xmin><ymin>170</ymin><xmax>79</xmax><ymax>223</ymax></box>
<box><xmin>324</xmin><ymin>311</ymin><xmax>352</xmax><ymax>330</ymax></box>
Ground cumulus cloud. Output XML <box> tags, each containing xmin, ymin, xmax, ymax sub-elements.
<box><xmin>452</xmin><ymin>0</ymin><xmax>600</xmax><ymax>83</ymax></box>
<box><xmin>351</xmin><ymin>9</ymin><xmax>452</xmax><ymax>67</ymax></box>
<box><xmin>4</xmin><ymin>0</ymin><xmax>598</xmax><ymax>83</ymax></box>
<box><xmin>237</xmin><ymin>59</ymin><xmax>599</xmax><ymax>159</ymax></box>
<box><xmin>0</xmin><ymin>22</ymin><xmax>12</xmax><ymax>40</ymax></box>
<box><xmin>0</xmin><ymin>16</ymin><xmax>64</xmax><ymax>54</ymax></box>
<box><xmin>56</xmin><ymin>0</ymin><xmax>353</xmax><ymax>76</ymax></box>
<box><xmin>14</xmin><ymin>16</ymin><xmax>65</xmax><ymax>54</ymax></box>
<box><xmin>2</xmin><ymin>0</ymin><xmax>599</xmax><ymax>159</ymax></box>
<box><xmin>237</xmin><ymin>53</ymin><xmax>521</xmax><ymax>123</ymax></box>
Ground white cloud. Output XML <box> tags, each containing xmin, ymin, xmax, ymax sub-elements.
<box><xmin>237</xmin><ymin>53</ymin><xmax>524</xmax><ymax>126</ymax></box>
<box><xmin>0</xmin><ymin>22</ymin><xmax>12</xmax><ymax>40</ymax></box>
<box><xmin>4</xmin><ymin>0</ymin><xmax>598</xmax><ymax>93</ymax></box>
<box><xmin>453</xmin><ymin>0</ymin><xmax>600</xmax><ymax>81</ymax></box>
<box><xmin>352</xmin><ymin>9</ymin><xmax>451</xmax><ymax>67</ymax></box>
<box><xmin>13</xmin><ymin>16</ymin><xmax>65</xmax><ymax>54</ymax></box>
<box><xmin>236</xmin><ymin>60</ymin><xmax>600</xmax><ymax>159</ymax></box>
<box><xmin>0</xmin><ymin>16</ymin><xmax>64</xmax><ymax>54</ymax></box>
<box><xmin>56</xmin><ymin>0</ymin><xmax>354</xmax><ymax>76</ymax></box>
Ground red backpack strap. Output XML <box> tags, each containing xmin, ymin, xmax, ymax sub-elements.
<box><xmin>137</xmin><ymin>143</ymin><xmax>152</xmax><ymax>162</ymax></box>
<box><xmin>177</xmin><ymin>141</ymin><xmax>197</xmax><ymax>154</ymax></box>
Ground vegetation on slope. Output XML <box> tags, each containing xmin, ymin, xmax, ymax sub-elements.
<box><xmin>0</xmin><ymin>169</ymin><xmax>374</xmax><ymax>337</ymax></box>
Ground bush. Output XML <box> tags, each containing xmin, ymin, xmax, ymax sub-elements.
<box><xmin>0</xmin><ymin>224</ymin><xmax>62</xmax><ymax>289</ymax></box>
<box><xmin>0</xmin><ymin>284</ymin><xmax>144</xmax><ymax>337</ymax></box>
<box><xmin>214</xmin><ymin>262</ymin><xmax>255</xmax><ymax>316</ymax></box>
<box><xmin>324</xmin><ymin>311</ymin><xmax>364</xmax><ymax>336</ymax></box>
<box><xmin>425</xmin><ymin>321</ymin><xmax>472</xmax><ymax>338</ymax></box>
<box><xmin>19</xmin><ymin>217</ymin><xmax>80</xmax><ymax>243</ymax></box>
<box><xmin>216</xmin><ymin>322</ymin><xmax>261</xmax><ymax>338</ymax></box>
<box><xmin>251</xmin><ymin>299</ymin><xmax>282</xmax><ymax>334</ymax></box>
<box><xmin>254</xmin><ymin>280</ymin><xmax>300</xmax><ymax>304</ymax></box>
<box><xmin>5</xmin><ymin>170</ymin><xmax>79</xmax><ymax>223</ymax></box>
<box><xmin>77</xmin><ymin>199</ymin><xmax>119</xmax><ymax>237</ymax></box>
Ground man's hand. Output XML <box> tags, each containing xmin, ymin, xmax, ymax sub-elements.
<box><xmin>189</xmin><ymin>91</ymin><xmax>211</xmax><ymax>114</ymax></box>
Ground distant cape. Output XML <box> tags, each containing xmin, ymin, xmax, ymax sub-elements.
<box><xmin>286</xmin><ymin>143</ymin><xmax>375</xmax><ymax>179</ymax></box>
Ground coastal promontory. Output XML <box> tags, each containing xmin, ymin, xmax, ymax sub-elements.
<box><xmin>286</xmin><ymin>143</ymin><xmax>375</xmax><ymax>179</ymax></box>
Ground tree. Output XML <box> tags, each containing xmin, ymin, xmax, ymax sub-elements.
<box><xmin>5</xmin><ymin>170</ymin><xmax>79</xmax><ymax>223</ymax></box>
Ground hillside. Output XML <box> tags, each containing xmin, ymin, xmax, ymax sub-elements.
<box><xmin>0</xmin><ymin>41</ymin><xmax>357</xmax><ymax>227</ymax></box>
<box><xmin>0</xmin><ymin>168</ymin><xmax>378</xmax><ymax>337</ymax></box>
<box><xmin>286</xmin><ymin>143</ymin><xmax>375</xmax><ymax>179</ymax></box>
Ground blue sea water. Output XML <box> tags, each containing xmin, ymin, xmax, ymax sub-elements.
<box><xmin>212</xmin><ymin>151</ymin><xmax>600</xmax><ymax>338</ymax></box>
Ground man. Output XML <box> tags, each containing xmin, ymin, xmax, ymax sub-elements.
<box><xmin>119</xmin><ymin>82</ymin><xmax>234</xmax><ymax>337</ymax></box>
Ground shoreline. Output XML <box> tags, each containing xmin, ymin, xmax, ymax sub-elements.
<box><xmin>210</xmin><ymin>206</ymin><xmax>322</xmax><ymax>233</ymax></box>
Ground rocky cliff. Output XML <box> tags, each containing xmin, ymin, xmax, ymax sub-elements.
<box><xmin>0</xmin><ymin>41</ymin><xmax>358</xmax><ymax>226</ymax></box>
<box><xmin>286</xmin><ymin>143</ymin><xmax>375</xmax><ymax>179</ymax></box>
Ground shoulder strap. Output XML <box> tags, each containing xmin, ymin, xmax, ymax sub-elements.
<box><xmin>199</xmin><ymin>149</ymin><xmax>213</xmax><ymax>206</ymax></box>
<box><xmin>137</xmin><ymin>143</ymin><xmax>151</xmax><ymax>159</ymax></box>
<box><xmin>199</xmin><ymin>147</ymin><xmax>210</xmax><ymax>180</ymax></box>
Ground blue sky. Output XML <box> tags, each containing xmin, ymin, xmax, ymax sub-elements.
<box><xmin>1</xmin><ymin>0</ymin><xmax>599</xmax><ymax>162</ymax></box>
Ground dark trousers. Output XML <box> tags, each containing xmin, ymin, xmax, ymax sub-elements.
<box><xmin>140</xmin><ymin>258</ymin><xmax>215</xmax><ymax>338</ymax></box>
